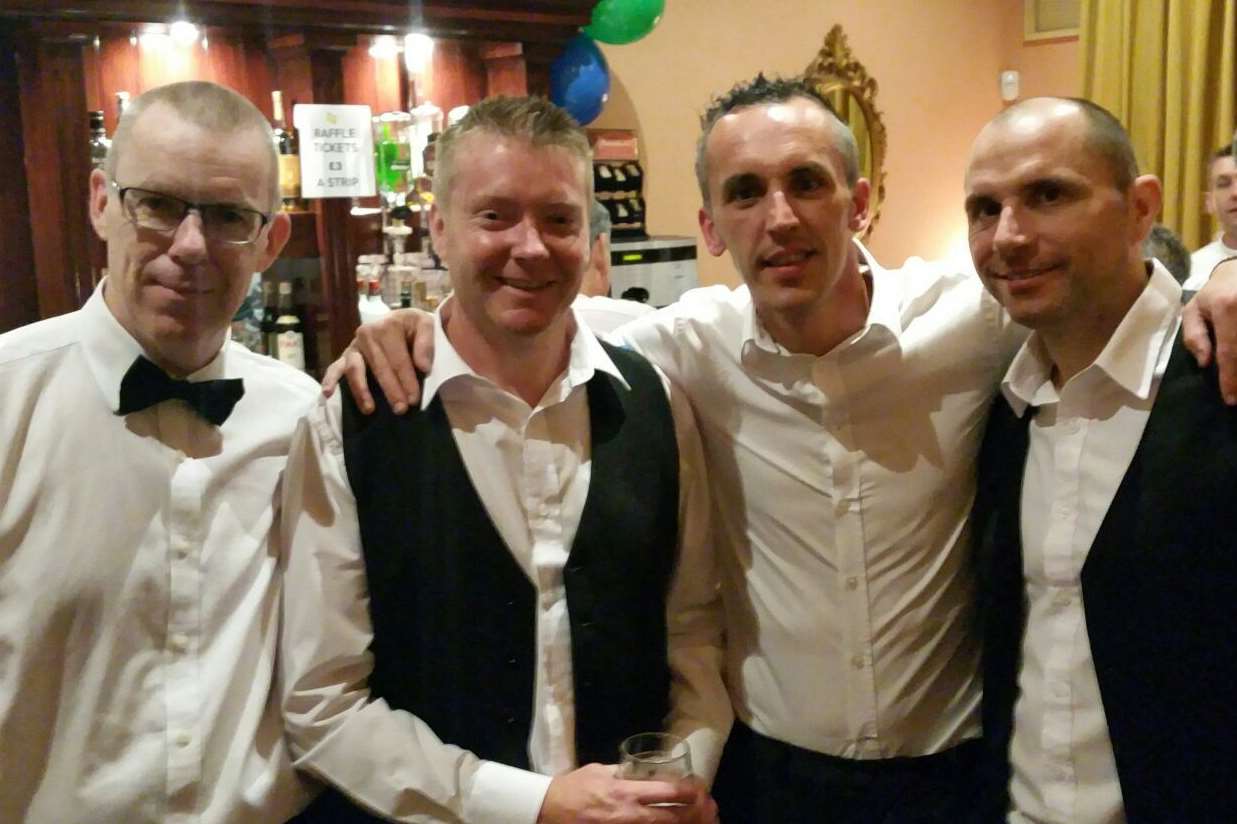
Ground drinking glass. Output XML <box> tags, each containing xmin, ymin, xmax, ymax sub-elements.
<box><xmin>617</xmin><ymin>732</ymin><xmax>693</xmax><ymax>781</ymax></box>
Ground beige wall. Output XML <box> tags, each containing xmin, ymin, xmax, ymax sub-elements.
<box><xmin>593</xmin><ymin>0</ymin><xmax>1080</xmax><ymax>286</ymax></box>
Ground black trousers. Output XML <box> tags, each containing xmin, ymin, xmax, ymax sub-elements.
<box><xmin>711</xmin><ymin>721</ymin><xmax>983</xmax><ymax>824</ymax></box>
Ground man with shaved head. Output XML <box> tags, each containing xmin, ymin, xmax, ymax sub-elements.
<box><xmin>968</xmin><ymin>97</ymin><xmax>1237</xmax><ymax>822</ymax></box>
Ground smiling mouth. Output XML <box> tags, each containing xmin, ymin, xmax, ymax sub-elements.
<box><xmin>761</xmin><ymin>250</ymin><xmax>815</xmax><ymax>268</ymax></box>
<box><xmin>154</xmin><ymin>282</ymin><xmax>211</xmax><ymax>297</ymax></box>
<box><xmin>497</xmin><ymin>276</ymin><xmax>555</xmax><ymax>292</ymax></box>
<box><xmin>993</xmin><ymin>264</ymin><xmax>1059</xmax><ymax>281</ymax></box>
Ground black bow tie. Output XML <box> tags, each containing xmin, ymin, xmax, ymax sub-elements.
<box><xmin>117</xmin><ymin>355</ymin><xmax>245</xmax><ymax>426</ymax></box>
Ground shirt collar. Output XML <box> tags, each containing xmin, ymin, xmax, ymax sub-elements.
<box><xmin>1000</xmin><ymin>259</ymin><xmax>1182</xmax><ymax>416</ymax></box>
<box><xmin>421</xmin><ymin>297</ymin><xmax>629</xmax><ymax>410</ymax></box>
<box><xmin>738</xmin><ymin>238</ymin><xmax>901</xmax><ymax>364</ymax></box>
<box><xmin>80</xmin><ymin>278</ymin><xmax>230</xmax><ymax>413</ymax></box>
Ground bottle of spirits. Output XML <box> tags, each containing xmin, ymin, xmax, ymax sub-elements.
<box><xmin>356</xmin><ymin>265</ymin><xmax>370</xmax><ymax>322</ymax></box>
<box><xmin>88</xmin><ymin>110</ymin><xmax>110</xmax><ymax>170</ymax></box>
<box><xmin>259</xmin><ymin>279</ymin><xmax>279</xmax><ymax>357</ymax></box>
<box><xmin>292</xmin><ymin>277</ymin><xmax>317</xmax><ymax>373</ymax></box>
<box><xmin>358</xmin><ymin>277</ymin><xmax>392</xmax><ymax>324</ymax></box>
<box><xmin>274</xmin><ymin>281</ymin><xmax>306</xmax><ymax>370</ymax></box>
<box><xmin>271</xmin><ymin>91</ymin><xmax>302</xmax><ymax>211</ymax></box>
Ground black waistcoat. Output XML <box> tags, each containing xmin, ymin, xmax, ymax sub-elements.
<box><xmin>974</xmin><ymin>336</ymin><xmax>1237</xmax><ymax>823</ymax></box>
<box><xmin>298</xmin><ymin>343</ymin><xmax>680</xmax><ymax>822</ymax></box>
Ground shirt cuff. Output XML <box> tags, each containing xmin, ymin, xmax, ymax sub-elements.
<box><xmin>463</xmin><ymin>761</ymin><xmax>552</xmax><ymax>824</ymax></box>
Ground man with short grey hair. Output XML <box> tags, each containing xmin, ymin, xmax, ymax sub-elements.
<box><xmin>0</xmin><ymin>80</ymin><xmax>317</xmax><ymax>822</ymax></box>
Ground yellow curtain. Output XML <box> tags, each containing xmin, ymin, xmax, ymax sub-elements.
<box><xmin>1081</xmin><ymin>0</ymin><xmax>1235</xmax><ymax>250</ymax></box>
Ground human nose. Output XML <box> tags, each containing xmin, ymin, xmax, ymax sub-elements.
<box><xmin>992</xmin><ymin>204</ymin><xmax>1031</xmax><ymax>255</ymax></box>
<box><xmin>511</xmin><ymin>217</ymin><xmax>550</xmax><ymax>260</ymax></box>
<box><xmin>167</xmin><ymin>209</ymin><xmax>209</xmax><ymax>262</ymax></box>
<box><xmin>766</xmin><ymin>190</ymin><xmax>800</xmax><ymax>234</ymax></box>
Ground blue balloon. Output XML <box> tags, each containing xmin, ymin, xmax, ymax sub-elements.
<box><xmin>550</xmin><ymin>34</ymin><xmax>610</xmax><ymax>126</ymax></box>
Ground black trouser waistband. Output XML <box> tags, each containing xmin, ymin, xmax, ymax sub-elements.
<box><xmin>728</xmin><ymin>719</ymin><xmax>982</xmax><ymax>778</ymax></box>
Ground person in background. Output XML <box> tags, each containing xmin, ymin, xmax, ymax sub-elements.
<box><xmin>571</xmin><ymin>199</ymin><xmax>657</xmax><ymax>336</ymax></box>
<box><xmin>0</xmin><ymin>80</ymin><xmax>317</xmax><ymax>822</ymax></box>
<box><xmin>323</xmin><ymin>77</ymin><xmax>1237</xmax><ymax>824</ymax></box>
<box><xmin>231</xmin><ymin>271</ymin><xmax>265</xmax><ymax>351</ymax></box>
<box><xmin>968</xmin><ymin>96</ymin><xmax>1237</xmax><ymax>823</ymax></box>
<box><xmin>1184</xmin><ymin>145</ymin><xmax>1237</xmax><ymax>290</ymax></box>
<box><xmin>279</xmin><ymin>95</ymin><xmax>727</xmax><ymax>824</ymax></box>
<box><xmin>1141</xmin><ymin>223</ymin><xmax>1191</xmax><ymax>285</ymax></box>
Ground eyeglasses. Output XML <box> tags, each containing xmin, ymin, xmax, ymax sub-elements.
<box><xmin>111</xmin><ymin>181</ymin><xmax>271</xmax><ymax>245</ymax></box>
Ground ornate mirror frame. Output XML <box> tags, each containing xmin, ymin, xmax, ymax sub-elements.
<box><xmin>804</xmin><ymin>25</ymin><xmax>888</xmax><ymax>239</ymax></box>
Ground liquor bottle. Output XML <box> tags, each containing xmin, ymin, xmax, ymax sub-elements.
<box><xmin>423</xmin><ymin>133</ymin><xmax>438</xmax><ymax>178</ymax></box>
<box><xmin>88</xmin><ymin>110</ymin><xmax>110</xmax><ymax>170</ymax></box>
<box><xmin>358</xmin><ymin>278</ymin><xmax>392</xmax><ymax>324</ymax></box>
<box><xmin>259</xmin><ymin>280</ymin><xmax>279</xmax><ymax>357</ymax></box>
<box><xmin>356</xmin><ymin>265</ymin><xmax>370</xmax><ymax>321</ymax></box>
<box><xmin>594</xmin><ymin>162</ymin><xmax>614</xmax><ymax>199</ymax></box>
<box><xmin>292</xmin><ymin>277</ymin><xmax>317</xmax><ymax>373</ymax></box>
<box><xmin>271</xmin><ymin>91</ymin><xmax>302</xmax><ymax>211</ymax></box>
<box><xmin>274</xmin><ymin>281</ymin><xmax>306</xmax><ymax>370</ymax></box>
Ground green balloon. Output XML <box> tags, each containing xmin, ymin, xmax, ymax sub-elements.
<box><xmin>583</xmin><ymin>0</ymin><xmax>665</xmax><ymax>45</ymax></box>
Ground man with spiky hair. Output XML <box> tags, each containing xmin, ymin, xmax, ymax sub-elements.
<box><xmin>279</xmin><ymin>95</ymin><xmax>725</xmax><ymax>824</ymax></box>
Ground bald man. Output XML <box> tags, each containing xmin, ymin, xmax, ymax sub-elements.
<box><xmin>968</xmin><ymin>97</ymin><xmax>1237</xmax><ymax>823</ymax></box>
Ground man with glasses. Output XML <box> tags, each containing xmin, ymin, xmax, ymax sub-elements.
<box><xmin>0</xmin><ymin>81</ymin><xmax>317</xmax><ymax>821</ymax></box>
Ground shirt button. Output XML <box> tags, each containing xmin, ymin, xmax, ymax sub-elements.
<box><xmin>1053</xmin><ymin>591</ymin><xmax>1073</xmax><ymax>607</ymax></box>
<box><xmin>845</xmin><ymin>576</ymin><xmax>859</xmax><ymax>591</ymax></box>
<box><xmin>169</xmin><ymin>633</ymin><xmax>189</xmax><ymax>653</ymax></box>
<box><xmin>851</xmin><ymin>654</ymin><xmax>865</xmax><ymax>669</ymax></box>
<box><xmin>174</xmin><ymin>732</ymin><xmax>192</xmax><ymax>748</ymax></box>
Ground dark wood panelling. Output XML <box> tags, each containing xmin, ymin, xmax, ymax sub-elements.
<box><xmin>1</xmin><ymin>1</ymin><xmax>594</xmax><ymax>47</ymax></box>
<box><xmin>17</xmin><ymin>35</ymin><xmax>95</xmax><ymax>319</ymax></box>
<box><xmin>342</xmin><ymin>40</ymin><xmax>404</xmax><ymax>116</ymax></box>
<box><xmin>427</xmin><ymin>40</ymin><xmax>485</xmax><ymax>114</ymax></box>
<box><xmin>482</xmin><ymin>43</ymin><xmax>527</xmax><ymax>99</ymax></box>
<box><xmin>0</xmin><ymin>31</ymin><xmax>39</xmax><ymax>333</ymax></box>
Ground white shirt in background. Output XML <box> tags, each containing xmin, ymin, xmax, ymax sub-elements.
<box><xmin>571</xmin><ymin>293</ymin><xmax>657</xmax><ymax>338</ymax></box>
<box><xmin>1003</xmin><ymin>262</ymin><xmax>1182</xmax><ymax>824</ymax></box>
<box><xmin>1183</xmin><ymin>236</ymin><xmax>1237</xmax><ymax>290</ymax></box>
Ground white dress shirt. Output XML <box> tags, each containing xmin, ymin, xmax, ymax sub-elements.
<box><xmin>1183</xmin><ymin>236</ymin><xmax>1237</xmax><ymax>291</ymax></box>
<box><xmin>614</xmin><ymin>246</ymin><xmax>1026</xmax><ymax>758</ymax></box>
<box><xmin>1004</xmin><ymin>262</ymin><xmax>1182</xmax><ymax>824</ymax></box>
<box><xmin>0</xmin><ymin>282</ymin><xmax>319</xmax><ymax>823</ymax></box>
<box><xmin>571</xmin><ymin>293</ymin><xmax>657</xmax><ymax>337</ymax></box>
<box><xmin>279</xmin><ymin>302</ymin><xmax>729</xmax><ymax>823</ymax></box>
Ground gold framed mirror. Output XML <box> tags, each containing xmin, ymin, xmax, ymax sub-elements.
<box><xmin>804</xmin><ymin>25</ymin><xmax>888</xmax><ymax>240</ymax></box>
